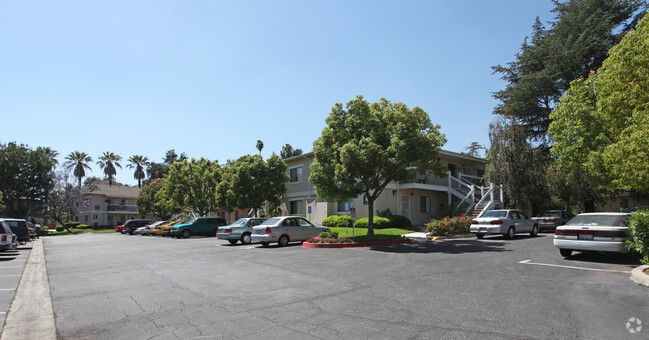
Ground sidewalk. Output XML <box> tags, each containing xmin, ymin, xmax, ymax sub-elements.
<box><xmin>0</xmin><ymin>238</ymin><xmax>56</xmax><ymax>340</ymax></box>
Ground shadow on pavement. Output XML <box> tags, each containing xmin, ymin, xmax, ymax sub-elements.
<box><xmin>368</xmin><ymin>239</ymin><xmax>511</xmax><ymax>254</ymax></box>
<box><xmin>562</xmin><ymin>251</ymin><xmax>640</xmax><ymax>266</ymax></box>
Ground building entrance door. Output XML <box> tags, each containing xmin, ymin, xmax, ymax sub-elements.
<box><xmin>400</xmin><ymin>195</ymin><xmax>410</xmax><ymax>219</ymax></box>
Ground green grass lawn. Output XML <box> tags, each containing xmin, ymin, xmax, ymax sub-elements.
<box><xmin>330</xmin><ymin>226</ymin><xmax>419</xmax><ymax>243</ymax></box>
<box><xmin>43</xmin><ymin>228</ymin><xmax>116</xmax><ymax>236</ymax></box>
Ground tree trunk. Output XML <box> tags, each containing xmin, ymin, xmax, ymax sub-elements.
<box><xmin>367</xmin><ymin>197</ymin><xmax>375</xmax><ymax>236</ymax></box>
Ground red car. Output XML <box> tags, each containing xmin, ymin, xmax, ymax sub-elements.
<box><xmin>115</xmin><ymin>224</ymin><xmax>126</xmax><ymax>233</ymax></box>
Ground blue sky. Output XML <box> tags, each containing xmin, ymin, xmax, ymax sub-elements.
<box><xmin>1</xmin><ymin>0</ymin><xmax>556</xmax><ymax>186</ymax></box>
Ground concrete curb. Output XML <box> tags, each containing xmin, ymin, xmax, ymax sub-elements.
<box><xmin>1</xmin><ymin>239</ymin><xmax>56</xmax><ymax>340</ymax></box>
<box><xmin>630</xmin><ymin>265</ymin><xmax>649</xmax><ymax>287</ymax></box>
<box><xmin>303</xmin><ymin>238</ymin><xmax>413</xmax><ymax>248</ymax></box>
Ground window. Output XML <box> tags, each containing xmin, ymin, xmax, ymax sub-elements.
<box><xmin>94</xmin><ymin>205</ymin><xmax>100</xmax><ymax>210</ymax></box>
<box><xmin>420</xmin><ymin>196</ymin><xmax>431</xmax><ymax>213</ymax></box>
<box><xmin>289</xmin><ymin>167</ymin><xmax>302</xmax><ymax>183</ymax></box>
<box><xmin>93</xmin><ymin>214</ymin><xmax>98</xmax><ymax>219</ymax></box>
<box><xmin>337</xmin><ymin>201</ymin><xmax>355</xmax><ymax>212</ymax></box>
<box><xmin>289</xmin><ymin>200</ymin><xmax>303</xmax><ymax>215</ymax></box>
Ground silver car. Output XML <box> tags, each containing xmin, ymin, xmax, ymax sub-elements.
<box><xmin>216</xmin><ymin>218</ymin><xmax>267</xmax><ymax>245</ymax></box>
<box><xmin>554</xmin><ymin>212</ymin><xmax>631</xmax><ymax>258</ymax></box>
<box><xmin>531</xmin><ymin>210</ymin><xmax>574</xmax><ymax>232</ymax></box>
<box><xmin>251</xmin><ymin>216</ymin><xmax>330</xmax><ymax>247</ymax></box>
<box><xmin>470</xmin><ymin>209</ymin><xmax>538</xmax><ymax>239</ymax></box>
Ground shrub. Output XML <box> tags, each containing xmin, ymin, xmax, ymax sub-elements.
<box><xmin>387</xmin><ymin>215</ymin><xmax>412</xmax><ymax>229</ymax></box>
<box><xmin>629</xmin><ymin>209</ymin><xmax>649</xmax><ymax>264</ymax></box>
<box><xmin>55</xmin><ymin>226</ymin><xmax>65</xmax><ymax>232</ymax></box>
<box><xmin>40</xmin><ymin>229</ymin><xmax>49</xmax><ymax>236</ymax></box>
<box><xmin>78</xmin><ymin>224</ymin><xmax>92</xmax><ymax>229</ymax></box>
<box><xmin>435</xmin><ymin>203</ymin><xmax>465</xmax><ymax>219</ymax></box>
<box><xmin>65</xmin><ymin>222</ymin><xmax>81</xmax><ymax>229</ymax></box>
<box><xmin>425</xmin><ymin>214</ymin><xmax>473</xmax><ymax>236</ymax></box>
<box><xmin>319</xmin><ymin>231</ymin><xmax>339</xmax><ymax>239</ymax></box>
<box><xmin>353</xmin><ymin>217</ymin><xmax>390</xmax><ymax>229</ymax></box>
<box><xmin>322</xmin><ymin>215</ymin><xmax>355</xmax><ymax>228</ymax></box>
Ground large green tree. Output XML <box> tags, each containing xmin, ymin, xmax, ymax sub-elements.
<box><xmin>157</xmin><ymin>158</ymin><xmax>221</xmax><ymax>216</ymax></box>
<box><xmin>493</xmin><ymin>0</ymin><xmax>645</xmax><ymax>143</ymax></box>
<box><xmin>310</xmin><ymin>96</ymin><xmax>446</xmax><ymax>236</ymax></box>
<box><xmin>97</xmin><ymin>152</ymin><xmax>122</xmax><ymax>187</ymax></box>
<box><xmin>280</xmin><ymin>144</ymin><xmax>303</xmax><ymax>159</ymax></box>
<box><xmin>549</xmin><ymin>12</ymin><xmax>649</xmax><ymax>192</ymax></box>
<box><xmin>127</xmin><ymin>155</ymin><xmax>149</xmax><ymax>188</ymax></box>
<box><xmin>45</xmin><ymin>171</ymin><xmax>82</xmax><ymax>229</ymax></box>
<box><xmin>0</xmin><ymin>142</ymin><xmax>56</xmax><ymax>218</ymax></box>
<box><xmin>137</xmin><ymin>178</ymin><xmax>173</xmax><ymax>220</ymax></box>
<box><xmin>64</xmin><ymin>151</ymin><xmax>93</xmax><ymax>188</ymax></box>
<box><xmin>217</xmin><ymin>154</ymin><xmax>288</xmax><ymax>216</ymax></box>
<box><xmin>145</xmin><ymin>149</ymin><xmax>188</xmax><ymax>184</ymax></box>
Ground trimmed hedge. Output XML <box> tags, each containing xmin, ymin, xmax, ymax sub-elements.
<box><xmin>629</xmin><ymin>209</ymin><xmax>649</xmax><ymax>264</ymax></box>
<box><xmin>387</xmin><ymin>215</ymin><xmax>412</xmax><ymax>229</ymax></box>
<box><xmin>322</xmin><ymin>215</ymin><xmax>356</xmax><ymax>228</ymax></box>
<box><xmin>353</xmin><ymin>217</ymin><xmax>391</xmax><ymax>229</ymax></box>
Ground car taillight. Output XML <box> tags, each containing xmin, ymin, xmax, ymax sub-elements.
<box><xmin>471</xmin><ymin>220</ymin><xmax>478</xmax><ymax>224</ymax></box>
<box><xmin>1</xmin><ymin>235</ymin><xmax>6</xmax><ymax>242</ymax></box>
<box><xmin>225</xmin><ymin>229</ymin><xmax>232</xmax><ymax>233</ymax></box>
<box><xmin>265</xmin><ymin>227</ymin><xmax>272</xmax><ymax>234</ymax></box>
<box><xmin>490</xmin><ymin>220</ymin><xmax>503</xmax><ymax>225</ymax></box>
<box><xmin>555</xmin><ymin>229</ymin><xmax>576</xmax><ymax>236</ymax></box>
<box><xmin>543</xmin><ymin>219</ymin><xmax>556</xmax><ymax>223</ymax></box>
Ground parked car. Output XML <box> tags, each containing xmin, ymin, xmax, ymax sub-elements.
<box><xmin>251</xmin><ymin>216</ymin><xmax>330</xmax><ymax>247</ymax></box>
<box><xmin>554</xmin><ymin>212</ymin><xmax>632</xmax><ymax>258</ymax></box>
<box><xmin>470</xmin><ymin>209</ymin><xmax>539</xmax><ymax>239</ymax></box>
<box><xmin>531</xmin><ymin>210</ymin><xmax>574</xmax><ymax>232</ymax></box>
<box><xmin>0</xmin><ymin>220</ymin><xmax>15</xmax><ymax>251</ymax></box>
<box><xmin>216</xmin><ymin>218</ymin><xmax>267</xmax><ymax>245</ymax></box>
<box><xmin>115</xmin><ymin>224</ymin><xmax>127</xmax><ymax>233</ymax></box>
<box><xmin>170</xmin><ymin>217</ymin><xmax>227</xmax><ymax>238</ymax></box>
<box><xmin>136</xmin><ymin>221</ymin><xmax>164</xmax><ymax>236</ymax></box>
<box><xmin>0</xmin><ymin>218</ymin><xmax>31</xmax><ymax>243</ymax></box>
<box><xmin>122</xmin><ymin>219</ymin><xmax>155</xmax><ymax>235</ymax></box>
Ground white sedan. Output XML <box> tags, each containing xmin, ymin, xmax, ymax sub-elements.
<box><xmin>470</xmin><ymin>209</ymin><xmax>538</xmax><ymax>239</ymax></box>
<box><xmin>251</xmin><ymin>216</ymin><xmax>330</xmax><ymax>247</ymax></box>
<box><xmin>554</xmin><ymin>212</ymin><xmax>631</xmax><ymax>257</ymax></box>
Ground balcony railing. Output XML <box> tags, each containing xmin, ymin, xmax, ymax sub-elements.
<box><xmin>106</xmin><ymin>204</ymin><xmax>138</xmax><ymax>213</ymax></box>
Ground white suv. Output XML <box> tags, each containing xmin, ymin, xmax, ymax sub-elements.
<box><xmin>0</xmin><ymin>220</ymin><xmax>14</xmax><ymax>251</ymax></box>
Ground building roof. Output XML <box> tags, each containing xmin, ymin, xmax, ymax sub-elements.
<box><xmin>283</xmin><ymin>149</ymin><xmax>486</xmax><ymax>163</ymax></box>
<box><xmin>84</xmin><ymin>184</ymin><xmax>141</xmax><ymax>198</ymax></box>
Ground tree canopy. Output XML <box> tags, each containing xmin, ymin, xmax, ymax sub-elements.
<box><xmin>137</xmin><ymin>178</ymin><xmax>172</xmax><ymax>220</ymax></box>
<box><xmin>549</xmin><ymin>12</ymin><xmax>649</xmax><ymax>192</ymax></box>
<box><xmin>45</xmin><ymin>171</ymin><xmax>82</xmax><ymax>228</ymax></box>
<box><xmin>280</xmin><ymin>144</ymin><xmax>303</xmax><ymax>159</ymax></box>
<box><xmin>156</xmin><ymin>158</ymin><xmax>221</xmax><ymax>216</ymax></box>
<box><xmin>97</xmin><ymin>151</ymin><xmax>122</xmax><ymax>187</ymax></box>
<box><xmin>310</xmin><ymin>96</ymin><xmax>446</xmax><ymax>235</ymax></box>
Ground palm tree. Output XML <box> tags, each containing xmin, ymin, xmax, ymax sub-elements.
<box><xmin>127</xmin><ymin>155</ymin><xmax>149</xmax><ymax>188</ymax></box>
<box><xmin>64</xmin><ymin>151</ymin><xmax>93</xmax><ymax>188</ymax></box>
<box><xmin>38</xmin><ymin>147</ymin><xmax>59</xmax><ymax>169</ymax></box>
<box><xmin>256</xmin><ymin>140</ymin><xmax>264</xmax><ymax>155</ymax></box>
<box><xmin>97</xmin><ymin>152</ymin><xmax>122</xmax><ymax>187</ymax></box>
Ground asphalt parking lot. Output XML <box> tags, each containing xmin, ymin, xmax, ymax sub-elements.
<box><xmin>41</xmin><ymin>233</ymin><xmax>648</xmax><ymax>339</ymax></box>
<box><xmin>0</xmin><ymin>242</ymin><xmax>32</xmax><ymax>331</ymax></box>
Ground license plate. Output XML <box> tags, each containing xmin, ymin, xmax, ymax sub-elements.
<box><xmin>578</xmin><ymin>234</ymin><xmax>594</xmax><ymax>240</ymax></box>
<box><xmin>479</xmin><ymin>228</ymin><xmax>486</xmax><ymax>232</ymax></box>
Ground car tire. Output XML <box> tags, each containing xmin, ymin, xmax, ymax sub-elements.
<box><xmin>228</xmin><ymin>240</ymin><xmax>238</xmax><ymax>245</ymax></box>
<box><xmin>278</xmin><ymin>235</ymin><xmax>289</xmax><ymax>247</ymax></box>
<box><xmin>181</xmin><ymin>230</ymin><xmax>191</xmax><ymax>239</ymax></box>
<box><xmin>241</xmin><ymin>233</ymin><xmax>252</xmax><ymax>245</ymax></box>
<box><xmin>559</xmin><ymin>249</ymin><xmax>572</xmax><ymax>257</ymax></box>
<box><xmin>475</xmin><ymin>233</ymin><xmax>485</xmax><ymax>239</ymax></box>
<box><xmin>261</xmin><ymin>242</ymin><xmax>270</xmax><ymax>247</ymax></box>
<box><xmin>505</xmin><ymin>227</ymin><xmax>515</xmax><ymax>239</ymax></box>
<box><xmin>530</xmin><ymin>225</ymin><xmax>538</xmax><ymax>237</ymax></box>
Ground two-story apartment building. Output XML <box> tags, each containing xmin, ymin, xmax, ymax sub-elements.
<box><xmin>79</xmin><ymin>184</ymin><xmax>148</xmax><ymax>227</ymax></box>
<box><xmin>280</xmin><ymin>150</ymin><xmax>494</xmax><ymax>226</ymax></box>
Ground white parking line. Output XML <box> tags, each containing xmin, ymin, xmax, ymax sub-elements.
<box><xmin>0</xmin><ymin>289</ymin><xmax>16</xmax><ymax>291</ymax></box>
<box><xmin>518</xmin><ymin>259</ymin><xmax>630</xmax><ymax>274</ymax></box>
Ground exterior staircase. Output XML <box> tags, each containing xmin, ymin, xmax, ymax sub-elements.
<box><xmin>447</xmin><ymin>172</ymin><xmax>503</xmax><ymax>218</ymax></box>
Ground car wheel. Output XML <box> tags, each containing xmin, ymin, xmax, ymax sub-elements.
<box><xmin>241</xmin><ymin>233</ymin><xmax>252</xmax><ymax>245</ymax></box>
<box><xmin>261</xmin><ymin>242</ymin><xmax>270</xmax><ymax>247</ymax></box>
<box><xmin>559</xmin><ymin>249</ymin><xmax>572</xmax><ymax>257</ymax></box>
<box><xmin>278</xmin><ymin>235</ymin><xmax>289</xmax><ymax>247</ymax></box>
<box><xmin>530</xmin><ymin>225</ymin><xmax>538</xmax><ymax>237</ymax></box>
<box><xmin>181</xmin><ymin>230</ymin><xmax>191</xmax><ymax>239</ymax></box>
<box><xmin>475</xmin><ymin>233</ymin><xmax>484</xmax><ymax>239</ymax></box>
<box><xmin>505</xmin><ymin>227</ymin><xmax>515</xmax><ymax>239</ymax></box>
<box><xmin>228</xmin><ymin>240</ymin><xmax>238</xmax><ymax>245</ymax></box>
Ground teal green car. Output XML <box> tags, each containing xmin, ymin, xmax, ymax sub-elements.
<box><xmin>216</xmin><ymin>218</ymin><xmax>267</xmax><ymax>245</ymax></box>
<box><xmin>169</xmin><ymin>216</ymin><xmax>227</xmax><ymax>238</ymax></box>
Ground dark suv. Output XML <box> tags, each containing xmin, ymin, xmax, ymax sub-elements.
<box><xmin>1</xmin><ymin>218</ymin><xmax>30</xmax><ymax>243</ymax></box>
<box><xmin>169</xmin><ymin>217</ymin><xmax>227</xmax><ymax>238</ymax></box>
<box><xmin>122</xmin><ymin>219</ymin><xmax>155</xmax><ymax>235</ymax></box>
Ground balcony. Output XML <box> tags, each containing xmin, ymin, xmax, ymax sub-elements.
<box><xmin>106</xmin><ymin>204</ymin><xmax>138</xmax><ymax>213</ymax></box>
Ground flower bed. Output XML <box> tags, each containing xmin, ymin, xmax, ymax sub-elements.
<box><xmin>305</xmin><ymin>236</ymin><xmax>354</xmax><ymax>244</ymax></box>
<box><xmin>425</xmin><ymin>214</ymin><xmax>473</xmax><ymax>236</ymax></box>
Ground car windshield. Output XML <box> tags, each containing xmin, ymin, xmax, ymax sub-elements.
<box><xmin>537</xmin><ymin>211</ymin><xmax>561</xmax><ymax>218</ymax></box>
<box><xmin>566</xmin><ymin>215</ymin><xmax>628</xmax><ymax>227</ymax></box>
<box><xmin>186</xmin><ymin>218</ymin><xmax>198</xmax><ymax>225</ymax></box>
<box><xmin>229</xmin><ymin>219</ymin><xmax>247</xmax><ymax>226</ymax></box>
<box><xmin>481</xmin><ymin>211</ymin><xmax>507</xmax><ymax>218</ymax></box>
<box><xmin>261</xmin><ymin>217</ymin><xmax>281</xmax><ymax>225</ymax></box>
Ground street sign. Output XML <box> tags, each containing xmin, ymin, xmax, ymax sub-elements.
<box><xmin>350</xmin><ymin>207</ymin><xmax>355</xmax><ymax>218</ymax></box>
